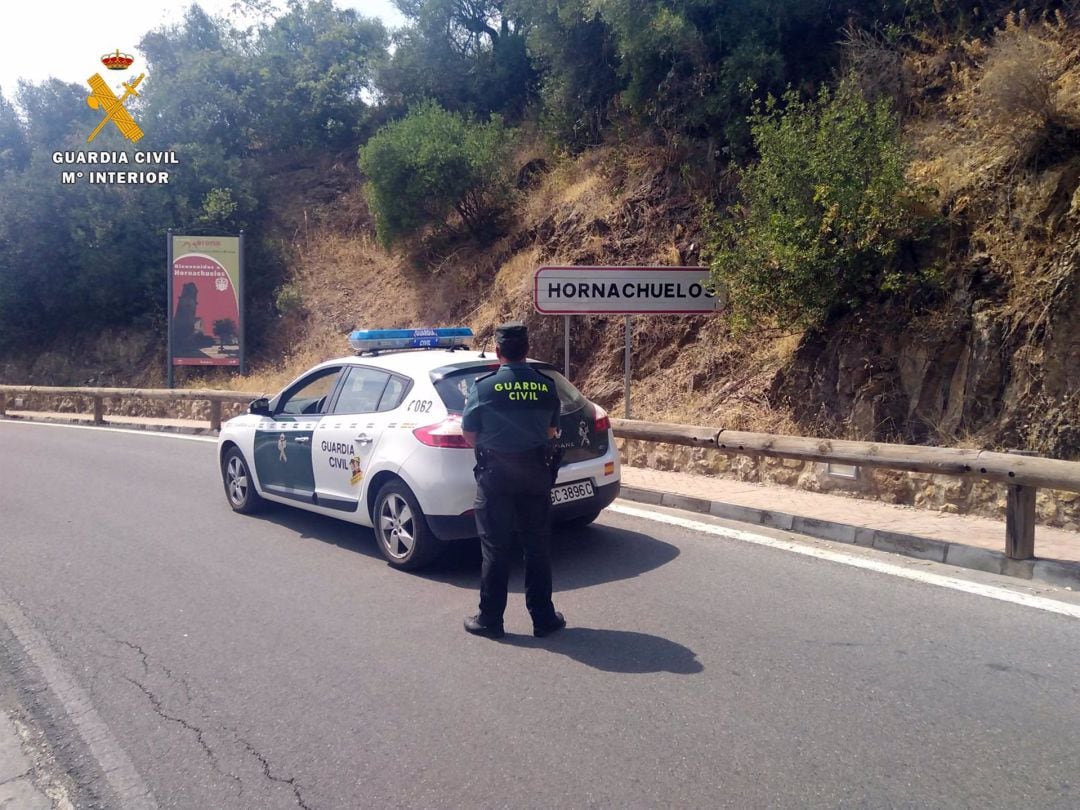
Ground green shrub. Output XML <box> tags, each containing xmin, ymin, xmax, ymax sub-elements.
<box><xmin>708</xmin><ymin>77</ymin><xmax>930</xmax><ymax>331</ymax></box>
<box><xmin>358</xmin><ymin>101</ymin><xmax>517</xmax><ymax>246</ymax></box>
<box><xmin>274</xmin><ymin>281</ymin><xmax>305</xmax><ymax>316</ymax></box>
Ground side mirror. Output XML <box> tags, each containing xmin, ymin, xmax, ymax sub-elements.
<box><xmin>249</xmin><ymin>397</ymin><xmax>271</xmax><ymax>416</ymax></box>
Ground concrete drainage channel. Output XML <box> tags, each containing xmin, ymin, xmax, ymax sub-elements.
<box><xmin>618</xmin><ymin>485</ymin><xmax>1080</xmax><ymax>591</ymax></box>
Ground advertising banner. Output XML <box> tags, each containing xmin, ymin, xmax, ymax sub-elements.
<box><xmin>168</xmin><ymin>234</ymin><xmax>243</xmax><ymax>368</ymax></box>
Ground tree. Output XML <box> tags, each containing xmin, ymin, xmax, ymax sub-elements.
<box><xmin>708</xmin><ymin>78</ymin><xmax>929</xmax><ymax>331</ymax></box>
<box><xmin>16</xmin><ymin>79</ymin><xmax>96</xmax><ymax>149</ymax></box>
<box><xmin>213</xmin><ymin>318</ymin><xmax>238</xmax><ymax>347</ymax></box>
<box><xmin>358</xmin><ymin>101</ymin><xmax>516</xmax><ymax>245</ymax></box>
<box><xmin>252</xmin><ymin>0</ymin><xmax>387</xmax><ymax>149</ymax></box>
<box><xmin>0</xmin><ymin>91</ymin><xmax>29</xmax><ymax>175</ymax></box>
<box><xmin>509</xmin><ymin>0</ymin><xmax>622</xmax><ymax>148</ymax></box>
<box><xmin>378</xmin><ymin>0</ymin><xmax>534</xmax><ymax>120</ymax></box>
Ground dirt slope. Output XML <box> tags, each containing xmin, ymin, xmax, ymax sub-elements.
<box><xmin>5</xmin><ymin>14</ymin><xmax>1078</xmax><ymax>461</ymax></box>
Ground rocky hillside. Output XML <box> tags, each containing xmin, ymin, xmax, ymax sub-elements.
<box><xmin>266</xmin><ymin>15</ymin><xmax>1080</xmax><ymax>461</ymax></box>
<box><xmin>4</xmin><ymin>13</ymin><xmax>1078</xmax><ymax>463</ymax></box>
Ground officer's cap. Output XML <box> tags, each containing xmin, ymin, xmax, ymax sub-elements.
<box><xmin>495</xmin><ymin>321</ymin><xmax>528</xmax><ymax>353</ymax></box>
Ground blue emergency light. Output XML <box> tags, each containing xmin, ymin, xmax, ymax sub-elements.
<box><xmin>348</xmin><ymin>326</ymin><xmax>474</xmax><ymax>354</ymax></box>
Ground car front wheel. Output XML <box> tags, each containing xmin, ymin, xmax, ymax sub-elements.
<box><xmin>372</xmin><ymin>480</ymin><xmax>443</xmax><ymax>570</ymax></box>
<box><xmin>222</xmin><ymin>447</ymin><xmax>264</xmax><ymax>514</ymax></box>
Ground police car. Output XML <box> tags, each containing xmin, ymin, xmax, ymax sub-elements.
<box><xmin>218</xmin><ymin>327</ymin><xmax>621</xmax><ymax>569</ymax></box>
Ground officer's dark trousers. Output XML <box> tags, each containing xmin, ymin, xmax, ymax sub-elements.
<box><xmin>474</xmin><ymin>453</ymin><xmax>557</xmax><ymax>626</ymax></box>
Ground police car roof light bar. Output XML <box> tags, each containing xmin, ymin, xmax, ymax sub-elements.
<box><xmin>348</xmin><ymin>327</ymin><xmax>474</xmax><ymax>355</ymax></box>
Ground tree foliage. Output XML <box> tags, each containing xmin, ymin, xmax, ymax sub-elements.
<box><xmin>509</xmin><ymin>0</ymin><xmax>622</xmax><ymax>149</ymax></box>
<box><xmin>0</xmin><ymin>0</ymin><xmax>1008</xmax><ymax>357</ymax></box>
<box><xmin>708</xmin><ymin>79</ymin><xmax>930</xmax><ymax>332</ymax></box>
<box><xmin>379</xmin><ymin>0</ymin><xmax>534</xmax><ymax>120</ymax></box>
<box><xmin>358</xmin><ymin>101</ymin><xmax>516</xmax><ymax>245</ymax></box>
<box><xmin>0</xmin><ymin>0</ymin><xmax>387</xmax><ymax>353</ymax></box>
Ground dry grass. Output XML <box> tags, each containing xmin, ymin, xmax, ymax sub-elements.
<box><xmin>519</xmin><ymin>145</ymin><xmax>619</xmax><ymax>230</ymax></box>
<box><xmin>181</xmin><ymin>128</ymin><xmax>813</xmax><ymax>435</ymax></box>
<box><xmin>910</xmin><ymin>11</ymin><xmax>1080</xmax><ymax>196</ymax></box>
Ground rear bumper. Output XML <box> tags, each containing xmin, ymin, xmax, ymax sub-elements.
<box><xmin>427</xmin><ymin>479</ymin><xmax>621</xmax><ymax>541</ymax></box>
<box><xmin>552</xmin><ymin>479</ymin><xmax>620</xmax><ymax>522</ymax></box>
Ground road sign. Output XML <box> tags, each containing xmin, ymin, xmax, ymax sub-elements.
<box><xmin>533</xmin><ymin>266</ymin><xmax>721</xmax><ymax>418</ymax></box>
<box><xmin>533</xmin><ymin>266</ymin><xmax>718</xmax><ymax>314</ymax></box>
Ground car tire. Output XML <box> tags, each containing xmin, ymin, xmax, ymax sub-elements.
<box><xmin>373</xmin><ymin>480</ymin><xmax>444</xmax><ymax>570</ymax></box>
<box><xmin>558</xmin><ymin>511</ymin><xmax>601</xmax><ymax>529</ymax></box>
<box><xmin>222</xmin><ymin>447</ymin><xmax>265</xmax><ymax>514</ymax></box>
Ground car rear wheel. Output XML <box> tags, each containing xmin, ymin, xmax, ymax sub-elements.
<box><xmin>222</xmin><ymin>447</ymin><xmax>264</xmax><ymax>514</ymax></box>
<box><xmin>373</xmin><ymin>480</ymin><xmax>443</xmax><ymax>570</ymax></box>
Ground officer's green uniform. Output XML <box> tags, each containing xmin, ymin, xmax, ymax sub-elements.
<box><xmin>462</xmin><ymin>323</ymin><xmax>562</xmax><ymax>633</ymax></box>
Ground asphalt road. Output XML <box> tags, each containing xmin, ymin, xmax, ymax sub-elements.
<box><xmin>2</xmin><ymin>420</ymin><xmax>1080</xmax><ymax>809</ymax></box>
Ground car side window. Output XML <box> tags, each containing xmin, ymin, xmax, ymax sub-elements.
<box><xmin>333</xmin><ymin>367</ymin><xmax>392</xmax><ymax>415</ymax></box>
<box><xmin>377</xmin><ymin>375</ymin><xmax>410</xmax><ymax>412</ymax></box>
<box><xmin>277</xmin><ymin>368</ymin><xmax>341</xmax><ymax>416</ymax></box>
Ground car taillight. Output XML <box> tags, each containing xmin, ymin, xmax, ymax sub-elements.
<box><xmin>413</xmin><ymin>417</ymin><xmax>472</xmax><ymax>449</ymax></box>
<box><xmin>594</xmin><ymin>406</ymin><xmax>611</xmax><ymax>433</ymax></box>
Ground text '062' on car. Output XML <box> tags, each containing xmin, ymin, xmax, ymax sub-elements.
<box><xmin>217</xmin><ymin>327</ymin><xmax>621</xmax><ymax>569</ymax></box>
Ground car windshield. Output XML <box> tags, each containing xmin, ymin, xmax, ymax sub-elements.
<box><xmin>433</xmin><ymin>363</ymin><xmax>588</xmax><ymax>415</ymax></box>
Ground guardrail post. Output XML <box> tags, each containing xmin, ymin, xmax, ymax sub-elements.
<box><xmin>0</xmin><ymin>392</ymin><xmax>5</xmax><ymax>416</ymax></box>
<box><xmin>1005</xmin><ymin>450</ymin><xmax>1037</xmax><ymax>560</ymax></box>
<box><xmin>209</xmin><ymin>400</ymin><xmax>222</xmax><ymax>432</ymax></box>
<box><xmin>92</xmin><ymin>396</ymin><xmax>104</xmax><ymax>424</ymax></box>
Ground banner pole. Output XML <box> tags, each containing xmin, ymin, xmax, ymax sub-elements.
<box><xmin>166</xmin><ymin>229</ymin><xmax>173</xmax><ymax>389</ymax></box>
<box><xmin>238</xmin><ymin>230</ymin><xmax>246</xmax><ymax>376</ymax></box>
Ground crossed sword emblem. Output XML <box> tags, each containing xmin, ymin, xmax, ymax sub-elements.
<box><xmin>86</xmin><ymin>72</ymin><xmax>145</xmax><ymax>143</ymax></box>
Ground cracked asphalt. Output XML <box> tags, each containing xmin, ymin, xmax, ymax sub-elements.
<box><xmin>2</xmin><ymin>421</ymin><xmax>1080</xmax><ymax>808</ymax></box>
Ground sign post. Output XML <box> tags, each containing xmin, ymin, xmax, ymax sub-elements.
<box><xmin>624</xmin><ymin>315</ymin><xmax>632</xmax><ymax>418</ymax></box>
<box><xmin>238</xmin><ymin>230</ymin><xmax>246</xmax><ymax>376</ymax></box>
<box><xmin>564</xmin><ymin>314</ymin><xmax>570</xmax><ymax>377</ymax></box>
<box><xmin>533</xmin><ymin>266</ymin><xmax>719</xmax><ymax>417</ymax></box>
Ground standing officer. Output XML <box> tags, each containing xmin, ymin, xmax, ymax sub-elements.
<box><xmin>461</xmin><ymin>322</ymin><xmax>566</xmax><ymax>639</ymax></box>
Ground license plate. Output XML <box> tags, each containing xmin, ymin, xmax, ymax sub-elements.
<box><xmin>551</xmin><ymin>479</ymin><xmax>594</xmax><ymax>505</ymax></box>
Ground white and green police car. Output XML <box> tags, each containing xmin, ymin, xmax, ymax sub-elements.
<box><xmin>218</xmin><ymin>328</ymin><xmax>621</xmax><ymax>570</ymax></box>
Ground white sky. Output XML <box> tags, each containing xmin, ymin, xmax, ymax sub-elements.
<box><xmin>0</xmin><ymin>0</ymin><xmax>405</xmax><ymax>102</ymax></box>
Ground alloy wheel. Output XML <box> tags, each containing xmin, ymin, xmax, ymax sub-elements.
<box><xmin>226</xmin><ymin>455</ymin><xmax>248</xmax><ymax>507</ymax></box>
<box><xmin>379</xmin><ymin>493</ymin><xmax>415</xmax><ymax>559</ymax></box>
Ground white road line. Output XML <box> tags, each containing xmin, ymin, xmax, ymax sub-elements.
<box><xmin>0</xmin><ymin>590</ymin><xmax>158</xmax><ymax>809</ymax></box>
<box><xmin>609</xmin><ymin>502</ymin><xmax>1080</xmax><ymax>620</ymax></box>
<box><xmin>0</xmin><ymin>419</ymin><xmax>216</xmax><ymax>443</ymax></box>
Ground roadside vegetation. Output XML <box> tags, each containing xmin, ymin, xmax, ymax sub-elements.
<box><xmin>1</xmin><ymin>0</ymin><xmax>1079</xmax><ymax>455</ymax></box>
<box><xmin>709</xmin><ymin>77</ymin><xmax>936</xmax><ymax>332</ymax></box>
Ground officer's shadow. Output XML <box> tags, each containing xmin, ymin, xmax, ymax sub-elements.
<box><xmin>433</xmin><ymin>524</ymin><xmax>700</xmax><ymax>673</ymax></box>
<box><xmin>499</xmin><ymin>627</ymin><xmax>703</xmax><ymax>674</ymax></box>
<box><xmin>430</xmin><ymin>522</ymin><xmax>680</xmax><ymax>592</ymax></box>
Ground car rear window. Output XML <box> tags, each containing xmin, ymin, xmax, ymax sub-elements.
<box><xmin>433</xmin><ymin>363</ymin><xmax>587</xmax><ymax>415</ymax></box>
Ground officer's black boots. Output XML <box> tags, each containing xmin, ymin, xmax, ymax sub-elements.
<box><xmin>464</xmin><ymin>614</ymin><xmax>505</xmax><ymax>639</ymax></box>
<box><xmin>464</xmin><ymin>612</ymin><xmax>566</xmax><ymax>638</ymax></box>
<box><xmin>532</xmin><ymin>611</ymin><xmax>566</xmax><ymax>638</ymax></box>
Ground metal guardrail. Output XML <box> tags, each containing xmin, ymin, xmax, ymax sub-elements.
<box><xmin>0</xmin><ymin>385</ymin><xmax>262</xmax><ymax>432</ymax></box>
<box><xmin>611</xmin><ymin>418</ymin><xmax>1080</xmax><ymax>562</ymax></box>
<box><xmin>1</xmin><ymin>385</ymin><xmax>1075</xmax><ymax>562</ymax></box>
